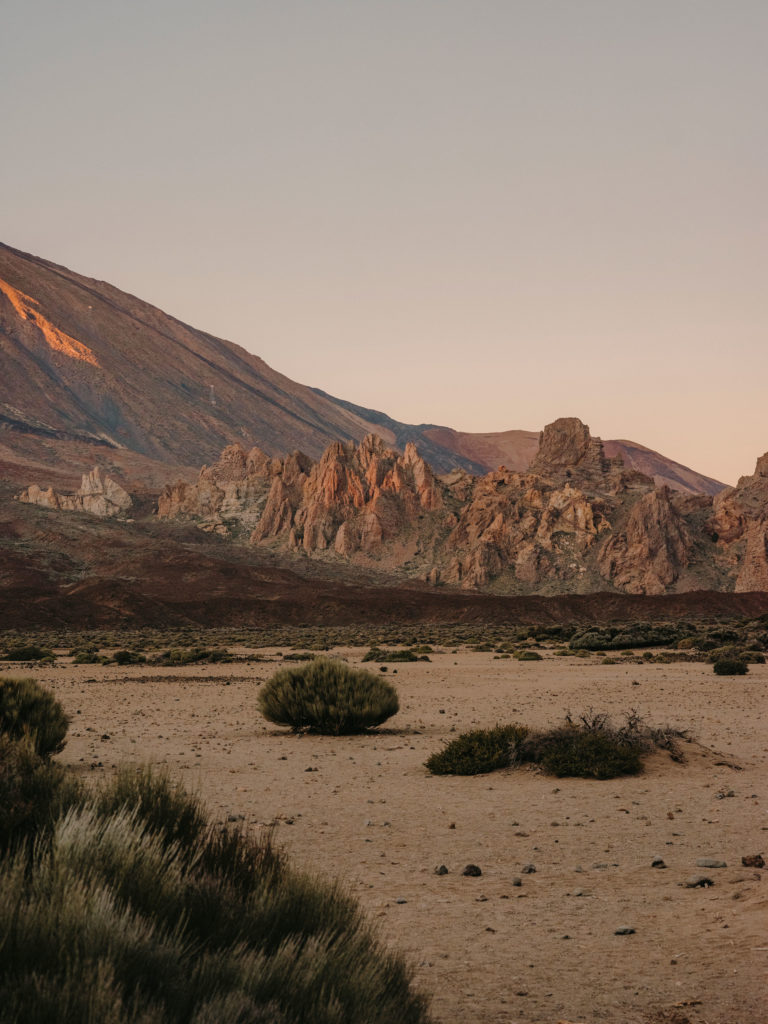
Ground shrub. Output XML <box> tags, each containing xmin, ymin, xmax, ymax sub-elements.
<box><xmin>258</xmin><ymin>658</ymin><xmax>399</xmax><ymax>734</ymax></box>
<box><xmin>713</xmin><ymin>658</ymin><xmax>748</xmax><ymax>676</ymax></box>
<box><xmin>94</xmin><ymin>766</ymin><xmax>208</xmax><ymax>851</ymax></box>
<box><xmin>519</xmin><ymin>727</ymin><xmax>643</xmax><ymax>778</ymax></box>
<box><xmin>0</xmin><ymin>776</ymin><xmax>430</xmax><ymax>1024</ymax></box>
<box><xmin>112</xmin><ymin>649</ymin><xmax>146</xmax><ymax>665</ymax></box>
<box><xmin>72</xmin><ymin>650</ymin><xmax>107</xmax><ymax>664</ymax></box>
<box><xmin>362</xmin><ymin>648</ymin><xmax>427</xmax><ymax>663</ymax></box>
<box><xmin>427</xmin><ymin>710</ymin><xmax>685</xmax><ymax>780</ymax></box>
<box><xmin>0</xmin><ymin>735</ymin><xmax>82</xmax><ymax>854</ymax></box>
<box><xmin>150</xmin><ymin>647</ymin><xmax>230</xmax><ymax>666</ymax></box>
<box><xmin>0</xmin><ymin>677</ymin><xmax>69</xmax><ymax>757</ymax></box>
<box><xmin>707</xmin><ymin>645</ymin><xmax>764</xmax><ymax>665</ymax></box>
<box><xmin>426</xmin><ymin>724</ymin><xmax>528</xmax><ymax>776</ymax></box>
<box><xmin>1</xmin><ymin>643</ymin><xmax>54</xmax><ymax>662</ymax></box>
<box><xmin>514</xmin><ymin>650</ymin><xmax>542</xmax><ymax>661</ymax></box>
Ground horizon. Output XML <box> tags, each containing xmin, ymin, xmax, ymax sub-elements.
<box><xmin>3</xmin><ymin>1</ymin><xmax>767</xmax><ymax>486</ymax></box>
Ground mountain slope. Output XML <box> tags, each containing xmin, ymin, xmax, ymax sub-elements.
<box><xmin>1</xmin><ymin>241</ymin><xmax>726</xmax><ymax>495</ymax></box>
<box><xmin>0</xmin><ymin>243</ymin><xmax>383</xmax><ymax>487</ymax></box>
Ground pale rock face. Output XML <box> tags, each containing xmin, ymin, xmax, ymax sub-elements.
<box><xmin>17</xmin><ymin>467</ymin><xmax>132</xmax><ymax>518</ymax></box>
<box><xmin>158</xmin><ymin>443</ymin><xmax>280</xmax><ymax>533</ymax></box>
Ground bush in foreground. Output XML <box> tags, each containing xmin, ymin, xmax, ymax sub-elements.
<box><xmin>0</xmin><ymin>735</ymin><xmax>82</xmax><ymax>854</ymax></box>
<box><xmin>713</xmin><ymin>658</ymin><xmax>748</xmax><ymax>676</ymax></box>
<box><xmin>258</xmin><ymin>658</ymin><xmax>399</xmax><ymax>734</ymax></box>
<box><xmin>0</xmin><ymin>769</ymin><xmax>430</xmax><ymax>1024</ymax></box>
<box><xmin>425</xmin><ymin>725</ymin><xmax>528</xmax><ymax>776</ymax></box>
<box><xmin>0</xmin><ymin>677</ymin><xmax>70</xmax><ymax>757</ymax></box>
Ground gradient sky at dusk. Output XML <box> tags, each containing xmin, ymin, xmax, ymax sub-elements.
<box><xmin>3</xmin><ymin>1</ymin><xmax>766</xmax><ymax>484</ymax></box>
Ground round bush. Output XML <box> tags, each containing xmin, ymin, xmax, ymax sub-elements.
<box><xmin>257</xmin><ymin>658</ymin><xmax>399</xmax><ymax>734</ymax></box>
<box><xmin>713</xmin><ymin>658</ymin><xmax>748</xmax><ymax>676</ymax></box>
<box><xmin>514</xmin><ymin>650</ymin><xmax>543</xmax><ymax>661</ymax></box>
<box><xmin>0</xmin><ymin>677</ymin><xmax>69</xmax><ymax>757</ymax></box>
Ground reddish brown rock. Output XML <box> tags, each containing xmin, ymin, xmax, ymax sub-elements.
<box><xmin>597</xmin><ymin>487</ymin><xmax>691</xmax><ymax>594</ymax></box>
<box><xmin>155</xmin><ymin>422</ymin><xmax>768</xmax><ymax>597</ymax></box>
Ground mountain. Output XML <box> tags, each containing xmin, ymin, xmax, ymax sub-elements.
<box><xmin>149</xmin><ymin>418</ymin><xmax>768</xmax><ymax>596</ymax></box>
<box><xmin>0</xmin><ymin>243</ymin><xmax>383</xmax><ymax>489</ymax></box>
<box><xmin>1</xmin><ymin>241</ymin><xmax>726</xmax><ymax>496</ymax></box>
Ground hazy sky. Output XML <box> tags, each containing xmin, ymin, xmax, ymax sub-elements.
<box><xmin>3</xmin><ymin>1</ymin><xmax>766</xmax><ymax>484</ymax></box>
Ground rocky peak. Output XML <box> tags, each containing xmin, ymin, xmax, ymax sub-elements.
<box><xmin>529</xmin><ymin>417</ymin><xmax>614</xmax><ymax>485</ymax></box>
<box><xmin>597</xmin><ymin>486</ymin><xmax>691</xmax><ymax>594</ymax></box>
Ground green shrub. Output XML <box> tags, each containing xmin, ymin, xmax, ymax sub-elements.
<box><xmin>707</xmin><ymin>645</ymin><xmax>764</xmax><ymax>665</ymax></box>
<box><xmin>72</xmin><ymin>650</ymin><xmax>106</xmax><ymax>664</ymax></box>
<box><xmin>713</xmin><ymin>658</ymin><xmax>748</xmax><ymax>676</ymax></box>
<box><xmin>514</xmin><ymin>650</ymin><xmax>542</xmax><ymax>661</ymax></box>
<box><xmin>519</xmin><ymin>727</ymin><xmax>643</xmax><ymax>778</ymax></box>
<box><xmin>112</xmin><ymin>649</ymin><xmax>146</xmax><ymax>665</ymax></box>
<box><xmin>362</xmin><ymin>648</ymin><xmax>427</xmax><ymax>663</ymax></box>
<box><xmin>0</xmin><ymin>678</ymin><xmax>69</xmax><ymax>757</ymax></box>
<box><xmin>0</xmin><ymin>777</ymin><xmax>430</xmax><ymax>1024</ymax></box>
<box><xmin>258</xmin><ymin>658</ymin><xmax>399</xmax><ymax>734</ymax></box>
<box><xmin>0</xmin><ymin>735</ymin><xmax>82</xmax><ymax>854</ymax></box>
<box><xmin>1</xmin><ymin>643</ymin><xmax>54</xmax><ymax>662</ymax></box>
<box><xmin>425</xmin><ymin>724</ymin><xmax>528</xmax><ymax>776</ymax></box>
<box><xmin>150</xmin><ymin>647</ymin><xmax>230</xmax><ymax>666</ymax></box>
<box><xmin>427</xmin><ymin>710</ymin><xmax>683</xmax><ymax>780</ymax></box>
<box><xmin>94</xmin><ymin>766</ymin><xmax>208</xmax><ymax>851</ymax></box>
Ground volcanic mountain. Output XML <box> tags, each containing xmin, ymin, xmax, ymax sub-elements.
<box><xmin>1</xmin><ymin>241</ymin><xmax>725</xmax><ymax>495</ymax></box>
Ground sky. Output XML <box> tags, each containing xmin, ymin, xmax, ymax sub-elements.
<box><xmin>3</xmin><ymin>1</ymin><xmax>766</xmax><ymax>485</ymax></box>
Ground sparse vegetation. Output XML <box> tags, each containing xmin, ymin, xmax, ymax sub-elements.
<box><xmin>1</xmin><ymin>643</ymin><xmax>54</xmax><ymax>662</ymax></box>
<box><xmin>0</xmin><ymin>677</ymin><xmax>70</xmax><ymax>758</ymax></box>
<box><xmin>427</xmin><ymin>710</ymin><xmax>687</xmax><ymax>779</ymax></box>
<box><xmin>362</xmin><ymin>647</ymin><xmax>429</xmax><ymax>663</ymax></box>
<box><xmin>258</xmin><ymin>658</ymin><xmax>399</xmax><ymax>734</ymax></box>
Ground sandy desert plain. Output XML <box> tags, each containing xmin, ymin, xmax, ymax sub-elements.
<box><xmin>9</xmin><ymin>637</ymin><xmax>767</xmax><ymax>1024</ymax></box>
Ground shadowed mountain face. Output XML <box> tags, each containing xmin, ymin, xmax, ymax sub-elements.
<box><xmin>1</xmin><ymin>241</ymin><xmax>725</xmax><ymax>497</ymax></box>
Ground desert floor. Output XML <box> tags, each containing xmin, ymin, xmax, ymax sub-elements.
<box><xmin>18</xmin><ymin>648</ymin><xmax>767</xmax><ymax>1024</ymax></box>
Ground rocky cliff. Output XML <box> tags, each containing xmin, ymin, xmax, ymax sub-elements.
<box><xmin>17</xmin><ymin>467</ymin><xmax>132</xmax><ymax>518</ymax></box>
<box><xmin>155</xmin><ymin>417</ymin><xmax>766</xmax><ymax>595</ymax></box>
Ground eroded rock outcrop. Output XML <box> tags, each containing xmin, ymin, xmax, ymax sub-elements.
<box><xmin>17</xmin><ymin>467</ymin><xmax>132</xmax><ymax>518</ymax></box>
<box><xmin>597</xmin><ymin>487</ymin><xmax>692</xmax><ymax>594</ymax></box>
<box><xmin>155</xmin><ymin>420</ymin><xmax>768</xmax><ymax>596</ymax></box>
<box><xmin>709</xmin><ymin>452</ymin><xmax>768</xmax><ymax>590</ymax></box>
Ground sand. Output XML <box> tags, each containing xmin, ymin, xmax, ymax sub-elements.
<box><xmin>18</xmin><ymin>648</ymin><xmax>767</xmax><ymax>1024</ymax></box>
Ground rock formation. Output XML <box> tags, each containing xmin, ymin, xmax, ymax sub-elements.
<box><xmin>17</xmin><ymin>467</ymin><xmax>132</xmax><ymax>518</ymax></box>
<box><xmin>710</xmin><ymin>452</ymin><xmax>768</xmax><ymax>591</ymax></box>
<box><xmin>154</xmin><ymin>419</ymin><xmax>768</xmax><ymax>597</ymax></box>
